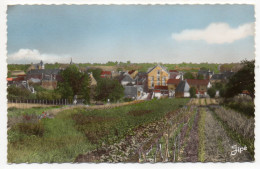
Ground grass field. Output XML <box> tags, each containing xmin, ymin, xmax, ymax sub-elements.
<box><xmin>8</xmin><ymin>98</ymin><xmax>189</xmax><ymax>163</ymax></box>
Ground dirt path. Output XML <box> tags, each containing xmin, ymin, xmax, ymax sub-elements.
<box><xmin>204</xmin><ymin>107</ymin><xmax>252</xmax><ymax>162</ymax></box>
<box><xmin>45</xmin><ymin>100</ymin><xmax>144</xmax><ymax>116</ymax></box>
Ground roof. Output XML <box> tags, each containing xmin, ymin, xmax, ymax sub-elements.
<box><xmin>154</xmin><ymin>85</ymin><xmax>168</xmax><ymax>90</ymax></box>
<box><xmin>27</xmin><ymin>69</ymin><xmax>61</xmax><ymax>75</ymax></box>
<box><xmin>186</xmin><ymin>79</ymin><xmax>210</xmax><ymax>86</ymax></box>
<box><xmin>211</xmin><ymin>71</ymin><xmax>234</xmax><ymax>80</ymax></box>
<box><xmin>167</xmin><ymin>79</ymin><xmax>181</xmax><ymax>85</ymax></box>
<box><xmin>101</xmin><ymin>71</ymin><xmax>112</xmax><ymax>75</ymax></box>
<box><xmin>128</xmin><ymin>70</ymin><xmax>136</xmax><ymax>75</ymax></box>
<box><xmin>147</xmin><ymin>65</ymin><xmax>169</xmax><ymax>74</ymax></box>
<box><xmin>122</xmin><ymin>74</ymin><xmax>135</xmax><ymax>82</ymax></box>
<box><xmin>7</xmin><ymin>78</ymin><xmax>13</xmax><ymax>81</ymax></box>
<box><xmin>175</xmin><ymin>80</ymin><xmax>190</xmax><ymax>93</ymax></box>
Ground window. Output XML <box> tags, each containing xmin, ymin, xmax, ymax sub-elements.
<box><xmin>157</xmin><ymin>70</ymin><xmax>160</xmax><ymax>75</ymax></box>
<box><xmin>157</xmin><ymin>76</ymin><xmax>160</xmax><ymax>81</ymax></box>
<box><xmin>157</xmin><ymin>81</ymin><xmax>160</xmax><ymax>86</ymax></box>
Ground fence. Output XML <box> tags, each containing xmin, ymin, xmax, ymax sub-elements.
<box><xmin>8</xmin><ymin>99</ymin><xmax>78</xmax><ymax>105</ymax></box>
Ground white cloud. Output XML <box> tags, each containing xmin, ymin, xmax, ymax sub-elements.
<box><xmin>172</xmin><ymin>22</ymin><xmax>254</xmax><ymax>44</ymax></box>
<box><xmin>7</xmin><ymin>49</ymin><xmax>71</xmax><ymax>64</ymax></box>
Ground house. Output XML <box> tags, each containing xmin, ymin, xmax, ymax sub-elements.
<box><xmin>167</xmin><ymin>79</ymin><xmax>181</xmax><ymax>97</ymax></box>
<box><xmin>128</xmin><ymin>70</ymin><xmax>138</xmax><ymax>79</ymax></box>
<box><xmin>153</xmin><ymin>85</ymin><xmax>169</xmax><ymax>99</ymax></box>
<box><xmin>121</xmin><ymin>73</ymin><xmax>135</xmax><ymax>86</ymax></box>
<box><xmin>175</xmin><ymin>80</ymin><xmax>190</xmax><ymax>98</ymax></box>
<box><xmin>26</xmin><ymin>69</ymin><xmax>62</xmax><ymax>89</ymax></box>
<box><xmin>100</xmin><ymin>71</ymin><xmax>112</xmax><ymax>78</ymax></box>
<box><xmin>135</xmin><ymin>72</ymin><xmax>148</xmax><ymax>92</ymax></box>
<box><xmin>124</xmin><ymin>85</ymin><xmax>144</xmax><ymax>99</ymax></box>
<box><xmin>27</xmin><ymin>60</ymin><xmax>45</xmax><ymax>72</ymax></box>
<box><xmin>7</xmin><ymin>78</ymin><xmax>13</xmax><ymax>86</ymax></box>
<box><xmin>147</xmin><ymin>65</ymin><xmax>169</xmax><ymax>90</ymax></box>
<box><xmin>210</xmin><ymin>71</ymin><xmax>235</xmax><ymax>84</ymax></box>
<box><xmin>169</xmin><ymin>70</ymin><xmax>181</xmax><ymax>79</ymax></box>
<box><xmin>186</xmin><ymin>79</ymin><xmax>211</xmax><ymax>97</ymax></box>
<box><xmin>198</xmin><ymin>69</ymin><xmax>214</xmax><ymax>79</ymax></box>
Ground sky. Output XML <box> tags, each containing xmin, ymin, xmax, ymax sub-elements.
<box><xmin>7</xmin><ymin>5</ymin><xmax>255</xmax><ymax>64</ymax></box>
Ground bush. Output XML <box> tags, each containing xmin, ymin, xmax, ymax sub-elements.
<box><xmin>13</xmin><ymin>122</ymin><xmax>45</xmax><ymax>137</ymax></box>
<box><xmin>189</xmin><ymin>87</ymin><xmax>196</xmax><ymax>98</ymax></box>
<box><xmin>207</xmin><ymin>88</ymin><xmax>216</xmax><ymax>98</ymax></box>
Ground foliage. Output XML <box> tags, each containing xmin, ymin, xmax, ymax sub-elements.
<box><xmin>12</xmin><ymin>122</ymin><xmax>45</xmax><ymax>137</ymax></box>
<box><xmin>189</xmin><ymin>87</ymin><xmax>197</xmax><ymax>98</ymax></box>
<box><xmin>225</xmin><ymin>60</ymin><xmax>255</xmax><ymax>99</ymax></box>
<box><xmin>207</xmin><ymin>88</ymin><xmax>216</xmax><ymax>98</ymax></box>
<box><xmin>7</xmin><ymin>64</ymin><xmax>31</xmax><ymax>72</ymax></box>
<box><xmin>197</xmin><ymin>74</ymin><xmax>204</xmax><ymax>80</ymax></box>
<box><xmin>36</xmin><ymin>90</ymin><xmax>62</xmax><ymax>100</ymax></box>
<box><xmin>184</xmin><ymin>72</ymin><xmax>195</xmax><ymax>79</ymax></box>
<box><xmin>213</xmin><ymin>82</ymin><xmax>223</xmax><ymax>90</ymax></box>
<box><xmin>7</xmin><ymin>85</ymin><xmax>36</xmax><ymax>100</ymax></box>
<box><xmin>95</xmin><ymin>78</ymin><xmax>124</xmax><ymax>102</ymax></box>
<box><xmin>57</xmin><ymin>65</ymin><xmax>90</xmax><ymax>103</ymax></box>
<box><xmin>87</xmin><ymin>68</ymin><xmax>102</xmax><ymax>82</ymax></box>
<box><xmin>8</xmin><ymin>98</ymin><xmax>189</xmax><ymax>163</ymax></box>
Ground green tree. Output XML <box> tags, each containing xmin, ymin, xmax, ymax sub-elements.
<box><xmin>87</xmin><ymin>68</ymin><xmax>102</xmax><ymax>82</ymax></box>
<box><xmin>7</xmin><ymin>85</ymin><xmax>36</xmax><ymax>100</ymax></box>
<box><xmin>213</xmin><ymin>82</ymin><xmax>223</xmax><ymax>90</ymax></box>
<box><xmin>207</xmin><ymin>88</ymin><xmax>216</xmax><ymax>98</ymax></box>
<box><xmin>219</xmin><ymin>87</ymin><xmax>226</xmax><ymax>98</ymax></box>
<box><xmin>57</xmin><ymin>65</ymin><xmax>90</xmax><ymax>103</ymax></box>
<box><xmin>197</xmin><ymin>74</ymin><xmax>204</xmax><ymax>80</ymax></box>
<box><xmin>184</xmin><ymin>72</ymin><xmax>195</xmax><ymax>79</ymax></box>
<box><xmin>225</xmin><ymin>60</ymin><xmax>255</xmax><ymax>99</ymax></box>
<box><xmin>189</xmin><ymin>87</ymin><xmax>196</xmax><ymax>98</ymax></box>
<box><xmin>95</xmin><ymin>78</ymin><xmax>124</xmax><ymax>102</ymax></box>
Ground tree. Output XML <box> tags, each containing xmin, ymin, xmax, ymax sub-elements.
<box><xmin>57</xmin><ymin>65</ymin><xmax>90</xmax><ymax>103</ymax></box>
<box><xmin>95</xmin><ymin>78</ymin><xmax>124</xmax><ymax>102</ymax></box>
<box><xmin>189</xmin><ymin>87</ymin><xmax>196</xmax><ymax>98</ymax></box>
<box><xmin>207</xmin><ymin>88</ymin><xmax>216</xmax><ymax>98</ymax></box>
<box><xmin>197</xmin><ymin>74</ymin><xmax>204</xmax><ymax>80</ymax></box>
<box><xmin>225</xmin><ymin>60</ymin><xmax>255</xmax><ymax>99</ymax></box>
<box><xmin>87</xmin><ymin>68</ymin><xmax>102</xmax><ymax>82</ymax></box>
<box><xmin>184</xmin><ymin>72</ymin><xmax>195</xmax><ymax>79</ymax></box>
<box><xmin>213</xmin><ymin>82</ymin><xmax>223</xmax><ymax>90</ymax></box>
<box><xmin>7</xmin><ymin>85</ymin><xmax>36</xmax><ymax>100</ymax></box>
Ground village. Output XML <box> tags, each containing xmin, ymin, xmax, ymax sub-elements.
<box><xmin>7</xmin><ymin>59</ymin><xmax>239</xmax><ymax>105</ymax></box>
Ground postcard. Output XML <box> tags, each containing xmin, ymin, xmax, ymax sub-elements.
<box><xmin>1</xmin><ymin>1</ymin><xmax>258</xmax><ymax>167</ymax></box>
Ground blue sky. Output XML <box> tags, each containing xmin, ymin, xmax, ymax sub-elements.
<box><xmin>7</xmin><ymin>5</ymin><xmax>255</xmax><ymax>64</ymax></box>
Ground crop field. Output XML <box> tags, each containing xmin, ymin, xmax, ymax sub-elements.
<box><xmin>7</xmin><ymin>98</ymin><xmax>254</xmax><ymax>163</ymax></box>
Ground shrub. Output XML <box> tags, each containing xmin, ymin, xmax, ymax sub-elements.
<box><xmin>189</xmin><ymin>87</ymin><xmax>196</xmax><ymax>98</ymax></box>
<box><xmin>13</xmin><ymin>122</ymin><xmax>45</xmax><ymax>137</ymax></box>
<box><xmin>207</xmin><ymin>88</ymin><xmax>216</xmax><ymax>98</ymax></box>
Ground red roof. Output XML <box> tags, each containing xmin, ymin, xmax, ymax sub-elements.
<box><xmin>128</xmin><ymin>70</ymin><xmax>135</xmax><ymax>75</ymax></box>
<box><xmin>101</xmin><ymin>71</ymin><xmax>112</xmax><ymax>75</ymax></box>
<box><xmin>7</xmin><ymin>78</ymin><xmax>13</xmax><ymax>81</ymax></box>
<box><xmin>167</xmin><ymin>79</ymin><xmax>180</xmax><ymax>84</ymax></box>
<box><xmin>242</xmin><ymin>90</ymin><xmax>250</xmax><ymax>95</ymax></box>
<box><xmin>154</xmin><ymin>86</ymin><xmax>168</xmax><ymax>90</ymax></box>
<box><xmin>186</xmin><ymin>79</ymin><xmax>209</xmax><ymax>86</ymax></box>
<box><xmin>169</xmin><ymin>70</ymin><xmax>179</xmax><ymax>73</ymax></box>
